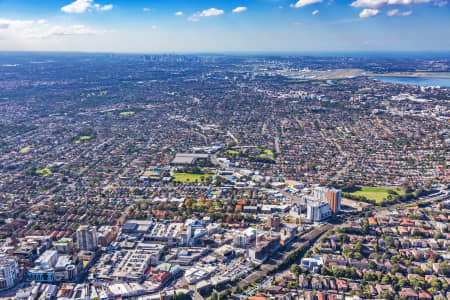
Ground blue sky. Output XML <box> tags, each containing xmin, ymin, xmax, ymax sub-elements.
<box><xmin>0</xmin><ymin>0</ymin><xmax>448</xmax><ymax>53</ymax></box>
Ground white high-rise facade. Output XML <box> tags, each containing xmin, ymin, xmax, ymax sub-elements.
<box><xmin>0</xmin><ymin>255</ymin><xmax>18</xmax><ymax>290</ymax></box>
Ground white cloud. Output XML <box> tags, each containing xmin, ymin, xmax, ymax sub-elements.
<box><xmin>350</xmin><ymin>0</ymin><xmax>387</xmax><ymax>8</ymax></box>
<box><xmin>388</xmin><ymin>0</ymin><xmax>430</xmax><ymax>4</ymax></box>
<box><xmin>433</xmin><ymin>0</ymin><xmax>448</xmax><ymax>6</ymax></box>
<box><xmin>350</xmin><ymin>0</ymin><xmax>432</xmax><ymax>8</ymax></box>
<box><xmin>387</xmin><ymin>8</ymin><xmax>412</xmax><ymax>16</ymax></box>
<box><xmin>175</xmin><ymin>11</ymin><xmax>183</xmax><ymax>16</ymax></box>
<box><xmin>290</xmin><ymin>0</ymin><xmax>323</xmax><ymax>8</ymax></box>
<box><xmin>232</xmin><ymin>6</ymin><xmax>248</xmax><ymax>13</ymax></box>
<box><xmin>61</xmin><ymin>0</ymin><xmax>113</xmax><ymax>14</ymax></box>
<box><xmin>0</xmin><ymin>18</ymin><xmax>106</xmax><ymax>39</ymax></box>
<box><xmin>312</xmin><ymin>9</ymin><xmax>320</xmax><ymax>15</ymax></box>
<box><xmin>99</xmin><ymin>4</ymin><xmax>113</xmax><ymax>11</ymax></box>
<box><xmin>188</xmin><ymin>8</ymin><xmax>224</xmax><ymax>21</ymax></box>
<box><xmin>359</xmin><ymin>8</ymin><xmax>380</xmax><ymax>17</ymax></box>
<box><xmin>62</xmin><ymin>0</ymin><xmax>92</xmax><ymax>13</ymax></box>
<box><xmin>143</xmin><ymin>8</ymin><xmax>150</xmax><ymax>12</ymax></box>
<box><xmin>199</xmin><ymin>8</ymin><xmax>224</xmax><ymax>17</ymax></box>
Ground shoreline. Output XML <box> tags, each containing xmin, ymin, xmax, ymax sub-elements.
<box><xmin>372</xmin><ymin>73</ymin><xmax>450</xmax><ymax>79</ymax></box>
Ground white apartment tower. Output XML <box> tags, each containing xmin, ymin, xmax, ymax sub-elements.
<box><xmin>0</xmin><ymin>255</ymin><xmax>18</xmax><ymax>290</ymax></box>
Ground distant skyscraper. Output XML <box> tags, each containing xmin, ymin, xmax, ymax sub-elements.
<box><xmin>76</xmin><ymin>226</ymin><xmax>98</xmax><ymax>251</ymax></box>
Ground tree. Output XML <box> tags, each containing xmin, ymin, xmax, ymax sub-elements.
<box><xmin>430</xmin><ymin>279</ymin><xmax>441</xmax><ymax>290</ymax></box>
<box><xmin>440</xmin><ymin>261</ymin><xmax>450</xmax><ymax>276</ymax></box>
<box><xmin>381</xmin><ymin>290</ymin><xmax>395</xmax><ymax>300</ymax></box>
<box><xmin>291</xmin><ymin>264</ymin><xmax>301</xmax><ymax>276</ymax></box>
<box><xmin>339</xmin><ymin>233</ymin><xmax>349</xmax><ymax>243</ymax></box>
<box><xmin>397</xmin><ymin>278</ymin><xmax>409</xmax><ymax>289</ymax></box>
<box><xmin>381</xmin><ymin>275</ymin><xmax>391</xmax><ymax>285</ymax></box>
<box><xmin>391</xmin><ymin>264</ymin><xmax>400</xmax><ymax>274</ymax></box>
<box><xmin>385</xmin><ymin>236</ymin><xmax>394</xmax><ymax>249</ymax></box>
<box><xmin>363</xmin><ymin>222</ymin><xmax>369</xmax><ymax>234</ymax></box>
<box><xmin>433</xmin><ymin>232</ymin><xmax>444</xmax><ymax>240</ymax></box>
<box><xmin>173</xmin><ymin>293</ymin><xmax>191</xmax><ymax>300</ymax></box>
<box><xmin>374</xmin><ymin>243</ymin><xmax>379</xmax><ymax>254</ymax></box>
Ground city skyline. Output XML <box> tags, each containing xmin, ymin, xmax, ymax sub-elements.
<box><xmin>0</xmin><ymin>0</ymin><xmax>449</xmax><ymax>53</ymax></box>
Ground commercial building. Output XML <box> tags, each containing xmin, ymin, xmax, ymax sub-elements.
<box><xmin>233</xmin><ymin>228</ymin><xmax>256</xmax><ymax>247</ymax></box>
<box><xmin>54</xmin><ymin>256</ymin><xmax>77</xmax><ymax>282</ymax></box>
<box><xmin>27</xmin><ymin>250</ymin><xmax>58</xmax><ymax>282</ymax></box>
<box><xmin>280</xmin><ymin>225</ymin><xmax>297</xmax><ymax>245</ymax></box>
<box><xmin>27</xmin><ymin>250</ymin><xmax>76</xmax><ymax>283</ymax></box>
<box><xmin>93</xmin><ymin>244</ymin><xmax>164</xmax><ymax>282</ymax></box>
<box><xmin>54</xmin><ymin>238</ymin><xmax>73</xmax><ymax>254</ymax></box>
<box><xmin>167</xmin><ymin>248</ymin><xmax>207</xmax><ymax>265</ymax></box>
<box><xmin>110</xmin><ymin>249</ymin><xmax>157</xmax><ymax>281</ymax></box>
<box><xmin>97</xmin><ymin>226</ymin><xmax>119</xmax><ymax>247</ymax></box>
<box><xmin>0</xmin><ymin>255</ymin><xmax>18</xmax><ymax>291</ymax></box>
<box><xmin>144</xmin><ymin>222</ymin><xmax>183</xmax><ymax>245</ymax></box>
<box><xmin>76</xmin><ymin>226</ymin><xmax>98</xmax><ymax>251</ymax></box>
<box><xmin>171</xmin><ymin>153</ymin><xmax>210</xmax><ymax>165</ymax></box>
<box><xmin>122</xmin><ymin>220</ymin><xmax>152</xmax><ymax>234</ymax></box>
<box><xmin>248</xmin><ymin>234</ymin><xmax>280</xmax><ymax>263</ymax></box>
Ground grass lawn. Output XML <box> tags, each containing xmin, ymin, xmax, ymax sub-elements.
<box><xmin>173</xmin><ymin>173</ymin><xmax>212</xmax><ymax>183</ymax></box>
<box><xmin>19</xmin><ymin>146</ymin><xmax>31</xmax><ymax>153</ymax></box>
<box><xmin>120</xmin><ymin>111</ymin><xmax>135</xmax><ymax>116</ymax></box>
<box><xmin>226</xmin><ymin>150</ymin><xmax>240</xmax><ymax>155</ymax></box>
<box><xmin>260</xmin><ymin>154</ymin><xmax>275</xmax><ymax>161</ymax></box>
<box><xmin>264</xmin><ymin>149</ymin><xmax>274</xmax><ymax>156</ymax></box>
<box><xmin>75</xmin><ymin>136</ymin><xmax>92</xmax><ymax>143</ymax></box>
<box><xmin>37</xmin><ymin>167</ymin><xmax>52</xmax><ymax>177</ymax></box>
<box><xmin>349</xmin><ymin>186</ymin><xmax>403</xmax><ymax>203</ymax></box>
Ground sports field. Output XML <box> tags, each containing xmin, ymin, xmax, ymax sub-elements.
<box><xmin>173</xmin><ymin>173</ymin><xmax>212</xmax><ymax>183</ymax></box>
<box><xmin>348</xmin><ymin>186</ymin><xmax>402</xmax><ymax>203</ymax></box>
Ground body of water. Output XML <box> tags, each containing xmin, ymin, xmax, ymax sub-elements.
<box><xmin>372</xmin><ymin>76</ymin><xmax>450</xmax><ymax>88</ymax></box>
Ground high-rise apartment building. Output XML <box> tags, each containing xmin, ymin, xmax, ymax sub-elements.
<box><xmin>266</xmin><ymin>215</ymin><xmax>281</xmax><ymax>231</ymax></box>
<box><xmin>313</xmin><ymin>186</ymin><xmax>341</xmax><ymax>214</ymax></box>
<box><xmin>76</xmin><ymin>226</ymin><xmax>98</xmax><ymax>251</ymax></box>
<box><xmin>327</xmin><ymin>188</ymin><xmax>341</xmax><ymax>214</ymax></box>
